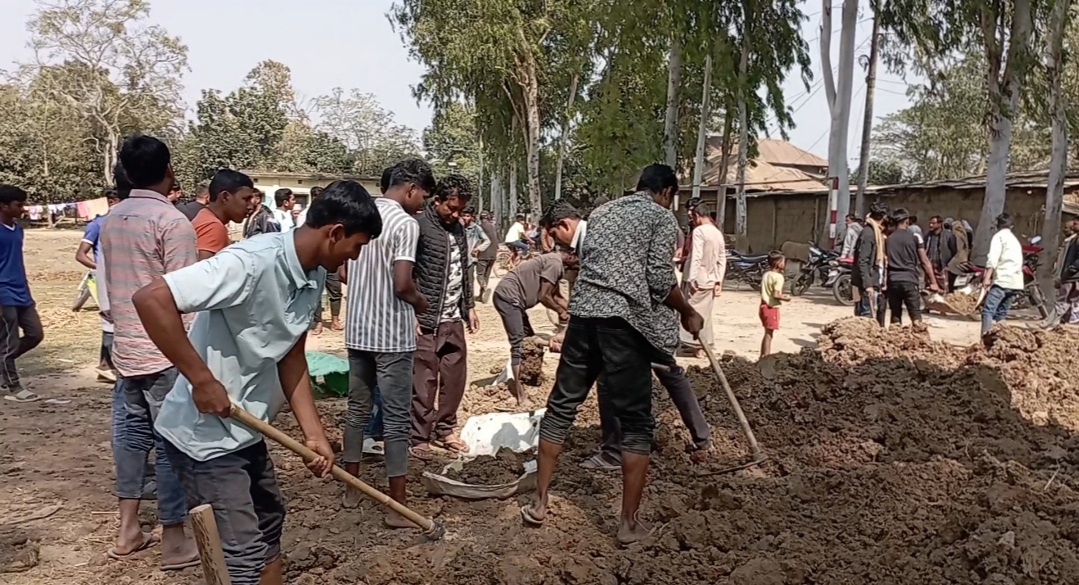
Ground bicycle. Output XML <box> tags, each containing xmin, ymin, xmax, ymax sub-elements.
<box><xmin>494</xmin><ymin>244</ymin><xmax>534</xmax><ymax>277</ymax></box>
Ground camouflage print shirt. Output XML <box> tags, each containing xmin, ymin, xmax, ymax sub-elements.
<box><xmin>568</xmin><ymin>191</ymin><xmax>679</xmax><ymax>353</ymax></box>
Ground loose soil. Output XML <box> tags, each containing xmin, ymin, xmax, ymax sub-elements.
<box><xmin>1</xmin><ymin>230</ymin><xmax>1068</xmax><ymax>585</ymax></box>
<box><xmin>518</xmin><ymin>337</ymin><xmax>546</xmax><ymax>385</ymax></box>
<box><xmin>440</xmin><ymin>448</ymin><xmax>531</xmax><ymax>485</ymax></box>
<box><xmin>943</xmin><ymin>291</ymin><xmax>982</xmax><ymax>315</ymax></box>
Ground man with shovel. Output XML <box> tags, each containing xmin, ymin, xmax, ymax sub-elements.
<box><xmin>540</xmin><ymin>200</ymin><xmax>713</xmax><ymax>471</ymax></box>
<box><xmin>523</xmin><ymin>165</ymin><xmax>704</xmax><ymax>545</ymax></box>
<box><xmin>135</xmin><ymin>180</ymin><xmax>382</xmax><ymax>585</ymax></box>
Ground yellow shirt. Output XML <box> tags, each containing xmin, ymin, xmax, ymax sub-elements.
<box><xmin>761</xmin><ymin>271</ymin><xmax>784</xmax><ymax>307</ymax></box>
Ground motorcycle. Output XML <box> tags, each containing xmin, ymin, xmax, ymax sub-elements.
<box><xmin>791</xmin><ymin>243</ymin><xmax>840</xmax><ymax>296</ymax></box>
<box><xmin>725</xmin><ymin>249</ymin><xmax>770</xmax><ymax>288</ymax></box>
<box><xmin>825</xmin><ymin>258</ymin><xmax>855</xmax><ymax>306</ymax></box>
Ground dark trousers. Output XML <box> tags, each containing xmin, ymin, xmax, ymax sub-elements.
<box><xmin>411</xmin><ymin>321</ymin><xmax>468</xmax><ymax>445</ymax></box>
<box><xmin>100</xmin><ymin>330</ymin><xmax>115</xmax><ymax>369</ymax></box>
<box><xmin>343</xmin><ymin>350</ymin><xmax>412</xmax><ymax>477</ymax></box>
<box><xmin>313</xmin><ymin>272</ymin><xmax>342</xmax><ymax>323</ymax></box>
<box><xmin>476</xmin><ymin>258</ymin><xmax>495</xmax><ymax>293</ymax></box>
<box><xmin>493</xmin><ymin>292</ymin><xmax>534</xmax><ymax>366</ymax></box>
<box><xmin>886</xmin><ymin>281</ymin><xmax>922</xmax><ymax>324</ymax></box>
<box><xmin>598</xmin><ymin>352</ymin><xmax>711</xmax><ymax>462</ymax></box>
<box><xmin>540</xmin><ymin>317</ymin><xmax>655</xmax><ymax>455</ymax></box>
<box><xmin>164</xmin><ymin>440</ymin><xmax>285</xmax><ymax>585</ymax></box>
<box><xmin>0</xmin><ymin>304</ymin><xmax>43</xmax><ymax>390</ymax></box>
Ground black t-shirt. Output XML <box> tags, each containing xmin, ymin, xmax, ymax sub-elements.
<box><xmin>886</xmin><ymin>229</ymin><xmax>923</xmax><ymax>284</ymax></box>
<box><xmin>176</xmin><ymin>200</ymin><xmax>206</xmax><ymax>222</ymax></box>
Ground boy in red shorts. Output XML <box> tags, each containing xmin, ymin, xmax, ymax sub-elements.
<box><xmin>759</xmin><ymin>251</ymin><xmax>790</xmax><ymax>357</ymax></box>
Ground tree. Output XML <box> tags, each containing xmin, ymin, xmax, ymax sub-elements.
<box><xmin>870</xmin><ymin>52</ymin><xmax>1050</xmax><ymax>181</ymax></box>
<box><xmin>883</xmin><ymin>0</ymin><xmax>1040</xmax><ymax>261</ymax></box>
<box><xmin>1037</xmin><ymin>0</ymin><xmax>1072</xmax><ymax>305</ymax></box>
<box><xmin>820</xmin><ymin>0</ymin><xmax>860</xmax><ymax>237</ymax></box>
<box><xmin>26</xmin><ymin>0</ymin><xmax>187</xmax><ymax>184</ymax></box>
<box><xmin>315</xmin><ymin>87</ymin><xmax>419</xmax><ymax>177</ymax></box>
<box><xmin>423</xmin><ymin>101</ymin><xmax>481</xmax><ymax>183</ymax></box>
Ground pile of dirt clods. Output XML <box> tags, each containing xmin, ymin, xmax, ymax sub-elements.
<box><xmin>275</xmin><ymin>319</ymin><xmax>1079</xmax><ymax>585</ymax></box>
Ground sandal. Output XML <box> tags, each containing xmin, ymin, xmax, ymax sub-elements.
<box><xmin>4</xmin><ymin>389</ymin><xmax>40</xmax><ymax>403</ymax></box>
<box><xmin>410</xmin><ymin>445</ymin><xmax>436</xmax><ymax>461</ymax></box>
<box><xmin>578</xmin><ymin>453</ymin><xmax>620</xmax><ymax>471</ymax></box>
<box><xmin>433</xmin><ymin>434</ymin><xmax>469</xmax><ymax>454</ymax></box>
<box><xmin>520</xmin><ymin>504</ymin><xmax>544</xmax><ymax>527</ymax></box>
<box><xmin>106</xmin><ymin>532</ymin><xmax>159</xmax><ymax>560</ymax></box>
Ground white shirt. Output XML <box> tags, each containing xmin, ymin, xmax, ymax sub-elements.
<box><xmin>273</xmin><ymin>208</ymin><xmax>294</xmax><ymax>232</ymax></box>
<box><xmin>569</xmin><ymin>220</ymin><xmax>587</xmax><ymax>256</ymax></box>
<box><xmin>155</xmin><ymin>232</ymin><xmax>326</xmax><ymax>461</ymax></box>
<box><xmin>344</xmin><ymin>198</ymin><xmax>420</xmax><ymax>352</ymax></box>
<box><xmin>295</xmin><ymin>207</ymin><xmax>309</xmax><ymax>228</ymax></box>
<box><xmin>504</xmin><ymin>221</ymin><xmax>527</xmax><ymax>243</ymax></box>
<box><xmin>987</xmin><ymin>228</ymin><xmax>1025</xmax><ymax>290</ymax></box>
<box><xmin>440</xmin><ymin>234</ymin><xmax>464</xmax><ymax>321</ymax></box>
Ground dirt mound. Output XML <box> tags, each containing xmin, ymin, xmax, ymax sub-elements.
<box><xmin>245</xmin><ymin>318</ymin><xmax>1079</xmax><ymax>585</ymax></box>
<box><xmin>441</xmin><ymin>448</ymin><xmax>531</xmax><ymax>485</ymax></box>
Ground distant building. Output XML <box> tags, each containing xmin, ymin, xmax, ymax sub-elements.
<box><xmin>241</xmin><ymin>171</ymin><xmax>381</xmax><ymax>208</ymax></box>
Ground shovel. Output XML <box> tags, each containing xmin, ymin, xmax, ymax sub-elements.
<box><xmin>695</xmin><ymin>343</ymin><xmax>768</xmax><ymax>476</ymax></box>
<box><xmin>228</xmin><ymin>404</ymin><xmax>445</xmax><ymax>539</ymax></box>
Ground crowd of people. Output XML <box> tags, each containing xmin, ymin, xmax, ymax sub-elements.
<box><xmin>3</xmin><ymin>127</ymin><xmax>1079</xmax><ymax>583</ymax></box>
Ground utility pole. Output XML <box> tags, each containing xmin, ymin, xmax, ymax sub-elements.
<box><xmin>854</xmin><ymin>10</ymin><xmax>881</xmax><ymax>218</ymax></box>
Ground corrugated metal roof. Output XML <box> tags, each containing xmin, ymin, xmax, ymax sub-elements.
<box><xmin>693</xmin><ymin>138</ymin><xmax>829</xmax><ymax>192</ymax></box>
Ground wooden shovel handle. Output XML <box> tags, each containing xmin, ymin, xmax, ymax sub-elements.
<box><xmin>227</xmin><ymin>404</ymin><xmax>438</xmax><ymax>534</ymax></box>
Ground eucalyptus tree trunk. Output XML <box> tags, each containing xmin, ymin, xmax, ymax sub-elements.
<box><xmin>663</xmin><ymin>34</ymin><xmax>682</xmax><ymax>169</ymax></box>
<box><xmin>691</xmin><ymin>53</ymin><xmax>714</xmax><ymax>202</ymax></box>
<box><xmin>554</xmin><ymin>74</ymin><xmax>579</xmax><ymax>201</ymax></box>
<box><xmin>971</xmin><ymin>0</ymin><xmax>1034</xmax><ymax>263</ymax></box>
<box><xmin>716</xmin><ymin>108</ymin><xmax>734</xmax><ymax>231</ymax></box>
<box><xmin>509</xmin><ymin>164</ymin><xmax>518</xmax><ymax>220</ymax></box>
<box><xmin>854</xmin><ymin>11</ymin><xmax>881</xmax><ymax>217</ymax></box>
<box><xmin>821</xmin><ymin>0</ymin><xmax>859</xmax><ymax>235</ymax></box>
<box><xmin>735</xmin><ymin>34</ymin><xmax>750</xmax><ymax>237</ymax></box>
<box><xmin>1038</xmin><ymin>0</ymin><xmax>1071</xmax><ymax>303</ymax></box>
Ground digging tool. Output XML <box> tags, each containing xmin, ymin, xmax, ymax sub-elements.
<box><xmin>695</xmin><ymin>343</ymin><xmax>768</xmax><ymax>476</ymax></box>
<box><xmin>191</xmin><ymin>504</ymin><xmax>232</xmax><ymax>585</ymax></box>
<box><xmin>228</xmin><ymin>404</ymin><xmax>445</xmax><ymax>540</ymax></box>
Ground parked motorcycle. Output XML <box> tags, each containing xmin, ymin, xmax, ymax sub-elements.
<box><xmin>825</xmin><ymin>258</ymin><xmax>855</xmax><ymax>306</ymax></box>
<box><xmin>725</xmin><ymin>250</ymin><xmax>770</xmax><ymax>288</ymax></box>
<box><xmin>791</xmin><ymin>243</ymin><xmax>840</xmax><ymax>296</ymax></box>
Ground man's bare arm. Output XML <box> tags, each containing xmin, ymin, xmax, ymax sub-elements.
<box><xmin>75</xmin><ymin>242</ymin><xmax>96</xmax><ymax>270</ymax></box>
<box><xmin>393</xmin><ymin>260</ymin><xmax>427</xmax><ymax>311</ymax></box>
<box><xmin>537</xmin><ymin>281</ymin><xmax>568</xmax><ymax>317</ymax></box>
<box><xmin>133</xmin><ymin>278</ymin><xmax>218</xmax><ymax>393</ymax></box>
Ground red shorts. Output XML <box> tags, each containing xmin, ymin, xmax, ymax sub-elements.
<box><xmin>759</xmin><ymin>302</ymin><xmax>780</xmax><ymax>330</ymax></box>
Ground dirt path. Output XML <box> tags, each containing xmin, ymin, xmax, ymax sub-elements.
<box><xmin>0</xmin><ymin>230</ymin><xmax>1059</xmax><ymax>585</ymax></box>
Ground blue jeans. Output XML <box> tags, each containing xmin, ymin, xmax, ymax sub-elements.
<box><xmin>112</xmin><ymin>369</ymin><xmax>188</xmax><ymax>526</ymax></box>
<box><xmin>508</xmin><ymin>240</ymin><xmax>529</xmax><ymax>254</ymax></box>
<box><xmin>981</xmin><ymin>285</ymin><xmax>1021</xmax><ymax>336</ymax></box>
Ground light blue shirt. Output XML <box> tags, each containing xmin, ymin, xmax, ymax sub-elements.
<box><xmin>155</xmin><ymin>232</ymin><xmax>326</xmax><ymax>461</ymax></box>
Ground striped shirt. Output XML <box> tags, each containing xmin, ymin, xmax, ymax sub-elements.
<box><xmin>345</xmin><ymin>198</ymin><xmax>420</xmax><ymax>352</ymax></box>
<box><xmin>101</xmin><ymin>189</ymin><xmax>198</xmax><ymax>377</ymax></box>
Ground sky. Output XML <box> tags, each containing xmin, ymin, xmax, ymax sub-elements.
<box><xmin>0</xmin><ymin>0</ymin><xmax>915</xmax><ymax>163</ymax></box>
